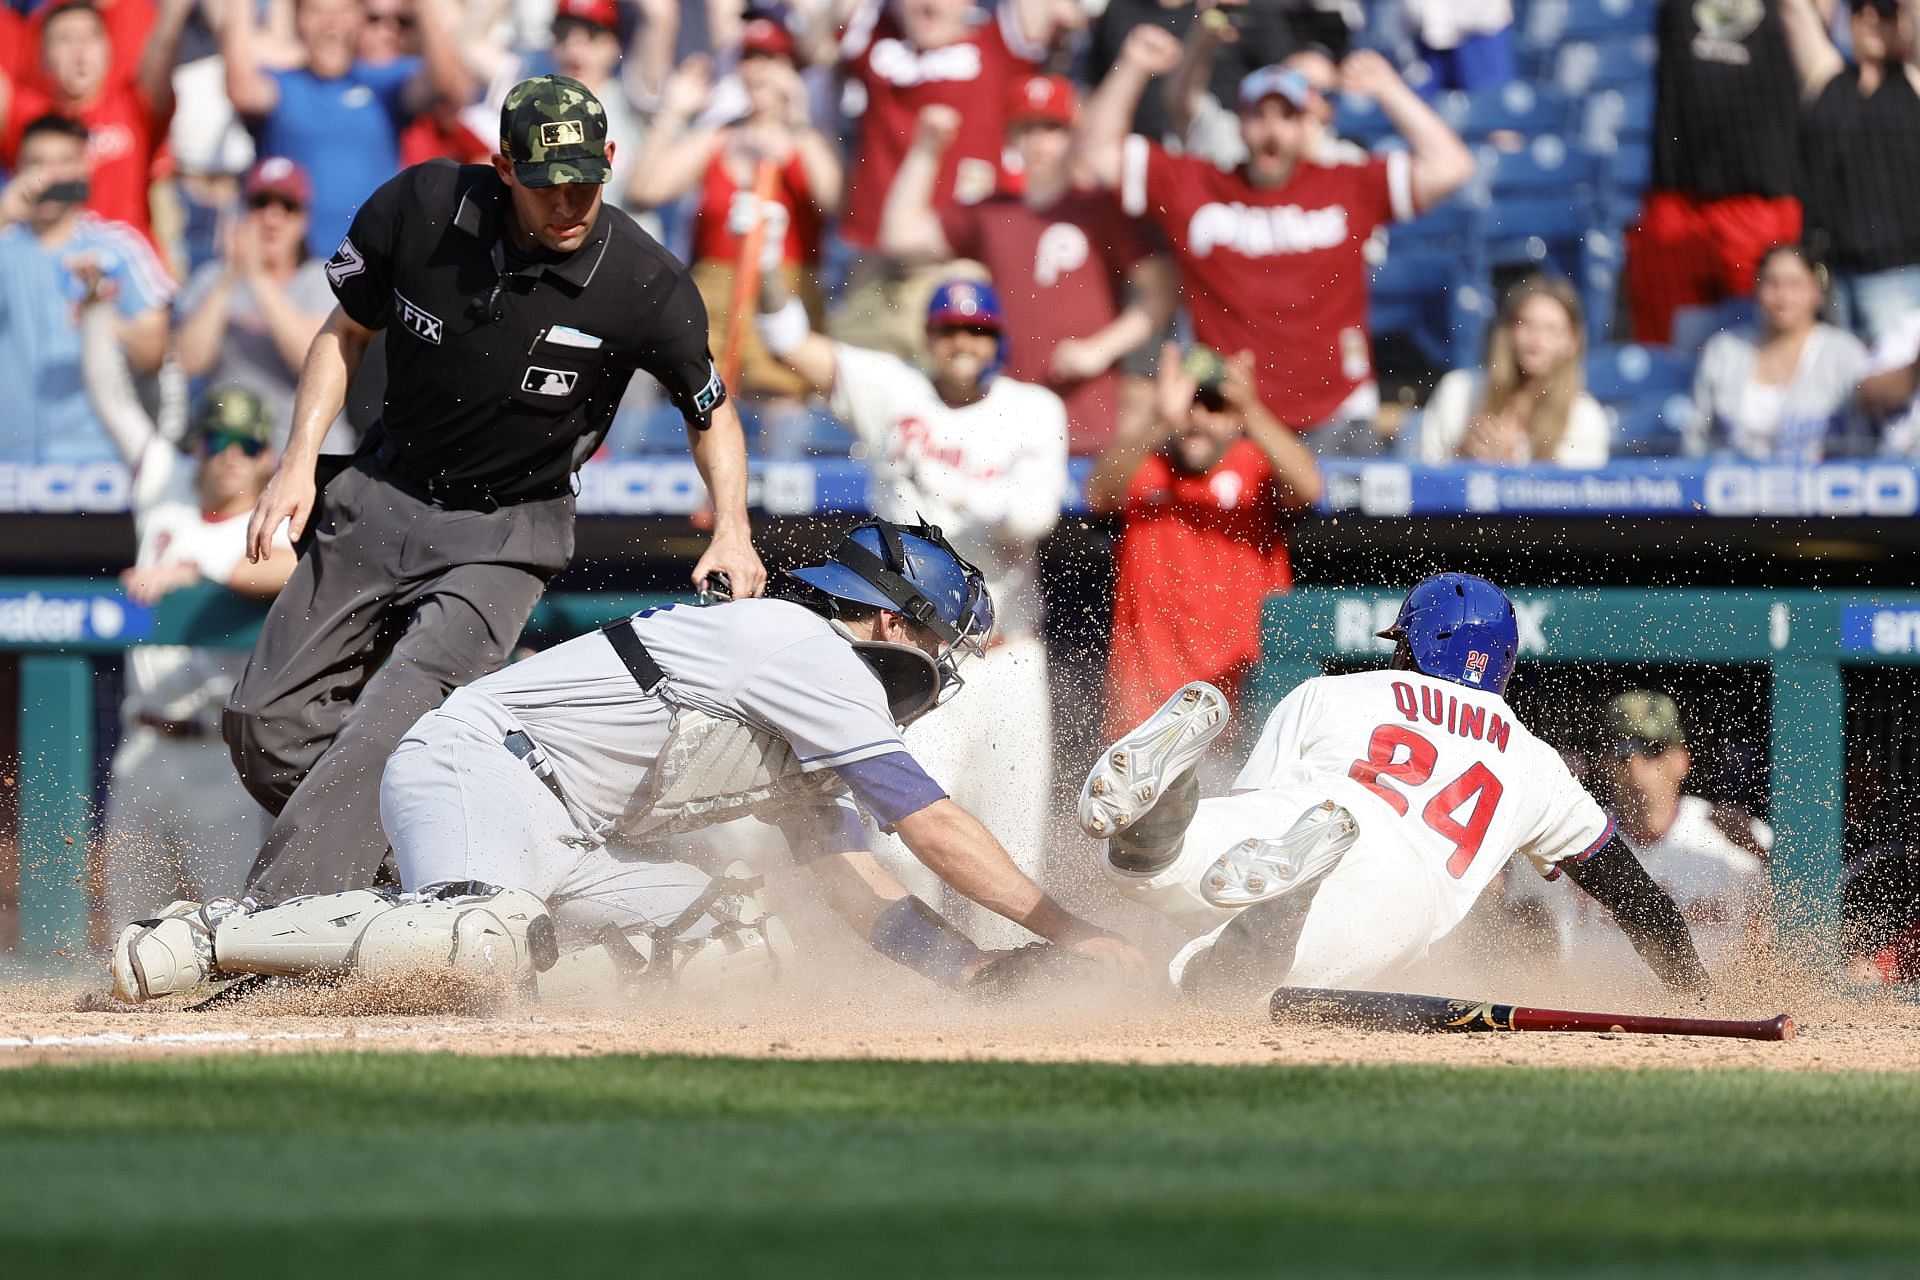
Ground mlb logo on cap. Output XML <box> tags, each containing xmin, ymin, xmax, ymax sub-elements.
<box><xmin>539</xmin><ymin>120</ymin><xmax>586</xmax><ymax>147</ymax></box>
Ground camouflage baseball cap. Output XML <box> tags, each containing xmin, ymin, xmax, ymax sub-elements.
<box><xmin>1607</xmin><ymin>690</ymin><xmax>1686</xmax><ymax>752</ymax></box>
<box><xmin>193</xmin><ymin>386</ymin><xmax>272</xmax><ymax>442</ymax></box>
<box><xmin>499</xmin><ymin>75</ymin><xmax>610</xmax><ymax>188</ymax></box>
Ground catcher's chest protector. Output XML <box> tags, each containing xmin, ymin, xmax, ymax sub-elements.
<box><xmin>621</xmin><ymin>707</ymin><xmax>848</xmax><ymax>838</ymax></box>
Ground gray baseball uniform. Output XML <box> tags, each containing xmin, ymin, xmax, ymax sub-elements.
<box><xmin>379</xmin><ymin>598</ymin><xmax>950</xmax><ymax>939</ymax></box>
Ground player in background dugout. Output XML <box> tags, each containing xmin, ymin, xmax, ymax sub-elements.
<box><xmin>1087</xmin><ymin>343</ymin><xmax>1321</xmax><ymax>743</ymax></box>
<box><xmin>1073</xmin><ymin>25</ymin><xmax>1475</xmax><ymax>455</ymax></box>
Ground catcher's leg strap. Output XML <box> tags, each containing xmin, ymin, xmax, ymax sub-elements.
<box><xmin>212</xmin><ymin>885</ymin><xmax>557</xmax><ymax>982</ymax></box>
<box><xmin>537</xmin><ymin>864</ymin><xmax>792</xmax><ymax>1004</ymax></box>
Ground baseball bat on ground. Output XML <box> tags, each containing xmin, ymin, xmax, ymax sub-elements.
<box><xmin>721</xmin><ymin>158</ymin><xmax>782</xmax><ymax>394</ymax></box>
<box><xmin>1270</xmin><ymin>986</ymin><xmax>1796</xmax><ymax>1041</ymax></box>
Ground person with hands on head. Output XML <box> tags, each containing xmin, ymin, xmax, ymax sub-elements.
<box><xmin>1088</xmin><ymin>340</ymin><xmax>1320</xmax><ymax>741</ymax></box>
<box><xmin>222</xmin><ymin>0</ymin><xmax>475</xmax><ymax>258</ymax></box>
<box><xmin>879</xmin><ymin>80</ymin><xmax>1176</xmax><ymax>455</ymax></box>
<box><xmin>225</xmin><ymin>73</ymin><xmax>765</xmax><ymax>907</ymax></box>
<box><xmin>755</xmin><ymin>247</ymin><xmax>1071</xmax><ymax>948</ymax></box>
<box><xmin>1074</xmin><ymin>26</ymin><xmax>1474</xmax><ymax>455</ymax></box>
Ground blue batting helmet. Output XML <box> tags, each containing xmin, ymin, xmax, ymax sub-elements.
<box><xmin>1377</xmin><ymin>573</ymin><xmax>1519</xmax><ymax>695</ymax></box>
<box><xmin>925</xmin><ymin>278</ymin><xmax>1008</xmax><ymax>386</ymax></box>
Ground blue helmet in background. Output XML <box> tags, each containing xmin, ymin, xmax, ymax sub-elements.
<box><xmin>788</xmin><ymin>520</ymin><xmax>994</xmax><ymax>722</ymax></box>
<box><xmin>925</xmin><ymin>278</ymin><xmax>1008</xmax><ymax>387</ymax></box>
<box><xmin>1377</xmin><ymin>573</ymin><xmax>1519</xmax><ymax>695</ymax></box>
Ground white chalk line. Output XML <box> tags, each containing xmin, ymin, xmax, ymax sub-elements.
<box><xmin>0</xmin><ymin>1024</ymin><xmax>482</xmax><ymax>1050</ymax></box>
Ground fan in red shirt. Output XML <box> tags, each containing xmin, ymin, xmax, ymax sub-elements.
<box><xmin>1087</xmin><ymin>342</ymin><xmax>1323</xmax><ymax>739</ymax></box>
<box><xmin>1075</xmin><ymin>26</ymin><xmax>1475</xmax><ymax>454</ymax></box>
<box><xmin>0</xmin><ymin>0</ymin><xmax>186</xmax><ymax>239</ymax></box>
<box><xmin>837</xmin><ymin>0</ymin><xmax>1072</xmax><ymax>250</ymax></box>
<box><xmin>6</xmin><ymin>0</ymin><xmax>153</xmax><ymax>90</ymax></box>
<box><xmin>877</xmin><ymin>75</ymin><xmax>1176</xmax><ymax>454</ymax></box>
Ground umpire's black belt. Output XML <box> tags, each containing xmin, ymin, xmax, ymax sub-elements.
<box><xmin>602</xmin><ymin>619</ymin><xmax>667</xmax><ymax>692</ymax></box>
<box><xmin>373</xmin><ymin>441</ymin><xmax>571</xmax><ymax>511</ymax></box>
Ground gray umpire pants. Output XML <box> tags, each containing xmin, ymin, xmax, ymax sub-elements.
<box><xmin>223</xmin><ymin>458</ymin><xmax>574</xmax><ymax>902</ymax></box>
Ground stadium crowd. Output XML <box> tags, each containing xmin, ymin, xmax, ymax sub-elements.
<box><xmin>7</xmin><ymin>0</ymin><xmax>1920</xmax><ymax>468</ymax></box>
<box><xmin>2</xmin><ymin>0</ymin><xmax>1918</xmax><ymax>978</ymax></box>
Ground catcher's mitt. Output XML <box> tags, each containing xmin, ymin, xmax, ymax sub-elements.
<box><xmin>962</xmin><ymin>942</ymin><xmax>1095</xmax><ymax>999</ymax></box>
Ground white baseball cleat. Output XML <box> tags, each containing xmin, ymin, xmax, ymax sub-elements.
<box><xmin>1078</xmin><ymin>681</ymin><xmax>1229</xmax><ymax>840</ymax></box>
<box><xmin>110</xmin><ymin>900</ymin><xmax>237</xmax><ymax>1004</ymax></box>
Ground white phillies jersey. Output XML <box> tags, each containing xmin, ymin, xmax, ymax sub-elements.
<box><xmin>830</xmin><ymin>342</ymin><xmax>1068</xmax><ymax>642</ymax></box>
<box><xmin>1235</xmin><ymin>669</ymin><xmax>1613</xmax><ymax>932</ymax></box>
<box><xmin>1511</xmin><ymin>795</ymin><xmax>1770</xmax><ymax>976</ymax></box>
<box><xmin>123</xmin><ymin>437</ymin><xmax>287</xmax><ymax>724</ymax></box>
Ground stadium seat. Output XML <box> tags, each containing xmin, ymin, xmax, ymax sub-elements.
<box><xmin>1478</xmin><ymin>135</ymin><xmax>1605</xmax><ymax>199</ymax></box>
<box><xmin>1581</xmin><ymin>83</ymin><xmax>1655</xmax><ymax>148</ymax></box>
<box><xmin>1579</xmin><ymin>229</ymin><xmax>1625</xmax><ymax>344</ymax></box>
<box><xmin>1371</xmin><ymin>251</ymin><xmax>1495</xmax><ymax>369</ymax></box>
<box><xmin>1484</xmin><ymin>195</ymin><xmax>1598</xmax><ymax>275</ymax></box>
<box><xmin>1608</xmin><ymin>390</ymin><xmax>1697</xmax><ymax>458</ymax></box>
<box><xmin>1388</xmin><ymin>196</ymin><xmax>1488</xmax><ymax>259</ymax></box>
<box><xmin>1437</xmin><ymin>82</ymin><xmax>1573</xmax><ymax>141</ymax></box>
<box><xmin>1584</xmin><ymin>343</ymin><xmax>1696</xmax><ymax>406</ymax></box>
<box><xmin>1333</xmin><ymin>93</ymin><xmax>1397</xmax><ymax>148</ymax></box>
<box><xmin>1552</xmin><ymin>35</ymin><xmax>1659</xmax><ymax>95</ymax></box>
<box><xmin>1523</xmin><ymin>0</ymin><xmax>1660</xmax><ymax>52</ymax></box>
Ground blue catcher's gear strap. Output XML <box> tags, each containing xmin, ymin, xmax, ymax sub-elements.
<box><xmin>827</xmin><ymin>520</ymin><xmax>981</xmax><ymax>647</ymax></box>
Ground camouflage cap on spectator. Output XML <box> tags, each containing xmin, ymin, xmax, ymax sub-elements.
<box><xmin>499</xmin><ymin>75</ymin><xmax>611</xmax><ymax>188</ymax></box>
<box><xmin>1607</xmin><ymin>690</ymin><xmax>1687</xmax><ymax>753</ymax></box>
<box><xmin>193</xmin><ymin>386</ymin><xmax>272</xmax><ymax>443</ymax></box>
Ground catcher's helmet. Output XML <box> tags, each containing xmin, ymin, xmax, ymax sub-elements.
<box><xmin>787</xmin><ymin>521</ymin><xmax>994</xmax><ymax>723</ymax></box>
<box><xmin>1377</xmin><ymin>573</ymin><xmax>1519</xmax><ymax>695</ymax></box>
<box><xmin>925</xmin><ymin>278</ymin><xmax>1008</xmax><ymax>387</ymax></box>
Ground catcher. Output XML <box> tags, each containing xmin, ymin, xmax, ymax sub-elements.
<box><xmin>111</xmin><ymin>521</ymin><xmax>1144</xmax><ymax>1004</ymax></box>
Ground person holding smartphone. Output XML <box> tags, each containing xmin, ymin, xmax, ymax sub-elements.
<box><xmin>0</xmin><ymin>112</ymin><xmax>173</xmax><ymax>464</ymax></box>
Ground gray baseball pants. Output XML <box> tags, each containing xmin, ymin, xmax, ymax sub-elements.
<box><xmin>223</xmin><ymin>458</ymin><xmax>574</xmax><ymax>902</ymax></box>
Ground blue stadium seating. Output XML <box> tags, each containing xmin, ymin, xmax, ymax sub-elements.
<box><xmin>1477</xmin><ymin>135</ymin><xmax>1605</xmax><ymax>198</ymax></box>
<box><xmin>1522</xmin><ymin>0</ymin><xmax>1660</xmax><ymax>52</ymax></box>
<box><xmin>1484</xmin><ymin>196</ymin><xmax>1597</xmax><ymax>276</ymax></box>
<box><xmin>1372</xmin><ymin>251</ymin><xmax>1496</xmax><ymax>366</ymax></box>
<box><xmin>1584</xmin><ymin>343</ymin><xmax>1697</xmax><ymax>405</ymax></box>
<box><xmin>1580</xmin><ymin>82</ymin><xmax>1656</xmax><ymax>147</ymax></box>
<box><xmin>1333</xmin><ymin>94</ymin><xmax>1397</xmax><ymax>148</ymax></box>
<box><xmin>1436</xmin><ymin>82</ymin><xmax>1574</xmax><ymax>140</ymax></box>
<box><xmin>1608</xmin><ymin>390</ymin><xmax>1697</xmax><ymax>458</ymax></box>
<box><xmin>1579</xmin><ymin>229</ymin><xmax>1626</xmax><ymax>344</ymax></box>
<box><xmin>1551</xmin><ymin>35</ymin><xmax>1659</xmax><ymax>95</ymax></box>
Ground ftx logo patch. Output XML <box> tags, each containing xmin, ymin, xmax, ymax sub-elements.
<box><xmin>693</xmin><ymin>363</ymin><xmax>725</xmax><ymax>413</ymax></box>
<box><xmin>523</xmin><ymin>366</ymin><xmax>578</xmax><ymax>396</ymax></box>
<box><xmin>394</xmin><ymin>290</ymin><xmax>443</xmax><ymax>344</ymax></box>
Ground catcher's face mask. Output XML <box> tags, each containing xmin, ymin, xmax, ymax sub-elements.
<box><xmin>809</xmin><ymin>521</ymin><xmax>993</xmax><ymax>725</ymax></box>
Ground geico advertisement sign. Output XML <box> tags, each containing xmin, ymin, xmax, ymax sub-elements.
<box><xmin>1703</xmin><ymin>465</ymin><xmax>1918</xmax><ymax>517</ymax></box>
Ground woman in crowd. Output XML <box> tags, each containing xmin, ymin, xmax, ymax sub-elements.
<box><xmin>1689</xmin><ymin>244</ymin><xmax>1868</xmax><ymax>461</ymax></box>
<box><xmin>1420</xmin><ymin>274</ymin><xmax>1610</xmax><ymax>467</ymax></box>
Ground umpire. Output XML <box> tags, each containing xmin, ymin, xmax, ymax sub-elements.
<box><xmin>228</xmin><ymin>74</ymin><xmax>765</xmax><ymax>902</ymax></box>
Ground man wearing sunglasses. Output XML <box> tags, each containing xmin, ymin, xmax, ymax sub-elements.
<box><xmin>80</xmin><ymin>278</ymin><xmax>298</xmax><ymax>929</ymax></box>
<box><xmin>755</xmin><ymin>270</ymin><xmax>1071</xmax><ymax>947</ymax></box>
<box><xmin>112</xmin><ymin>520</ymin><xmax>1145</xmax><ymax>1007</ymax></box>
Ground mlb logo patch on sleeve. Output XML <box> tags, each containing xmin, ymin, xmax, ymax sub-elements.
<box><xmin>523</xmin><ymin>366</ymin><xmax>579</xmax><ymax>396</ymax></box>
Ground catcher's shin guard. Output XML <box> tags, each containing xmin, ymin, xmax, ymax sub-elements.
<box><xmin>1080</xmin><ymin>682</ymin><xmax>1228</xmax><ymax>873</ymax></box>
<box><xmin>111</xmin><ymin>899</ymin><xmax>240</xmax><ymax>1003</ymax></box>
<box><xmin>537</xmin><ymin>863</ymin><xmax>793</xmax><ymax>1004</ymax></box>
<box><xmin>210</xmin><ymin>885</ymin><xmax>557</xmax><ymax>984</ymax></box>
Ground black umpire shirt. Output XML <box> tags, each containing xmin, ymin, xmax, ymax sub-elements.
<box><xmin>322</xmin><ymin>159</ymin><xmax>726</xmax><ymax>502</ymax></box>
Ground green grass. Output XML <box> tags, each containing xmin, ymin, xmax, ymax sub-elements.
<box><xmin>1</xmin><ymin>1054</ymin><xmax>1916</xmax><ymax>1278</ymax></box>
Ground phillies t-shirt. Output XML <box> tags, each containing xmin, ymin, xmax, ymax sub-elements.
<box><xmin>838</xmin><ymin>0</ymin><xmax>1044</xmax><ymax>249</ymax></box>
<box><xmin>941</xmin><ymin>191</ymin><xmax>1155</xmax><ymax>453</ymax></box>
<box><xmin>1106</xmin><ymin>438</ymin><xmax>1295</xmax><ymax>737</ymax></box>
<box><xmin>694</xmin><ymin>149</ymin><xmax>826</xmax><ymax>268</ymax></box>
<box><xmin>2</xmin><ymin>81</ymin><xmax>170</xmax><ymax>236</ymax></box>
<box><xmin>1121</xmin><ymin>137</ymin><xmax>1413</xmax><ymax>428</ymax></box>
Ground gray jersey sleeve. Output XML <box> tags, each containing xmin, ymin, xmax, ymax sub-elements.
<box><xmin>731</xmin><ymin>634</ymin><xmax>913</xmax><ymax>773</ymax></box>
